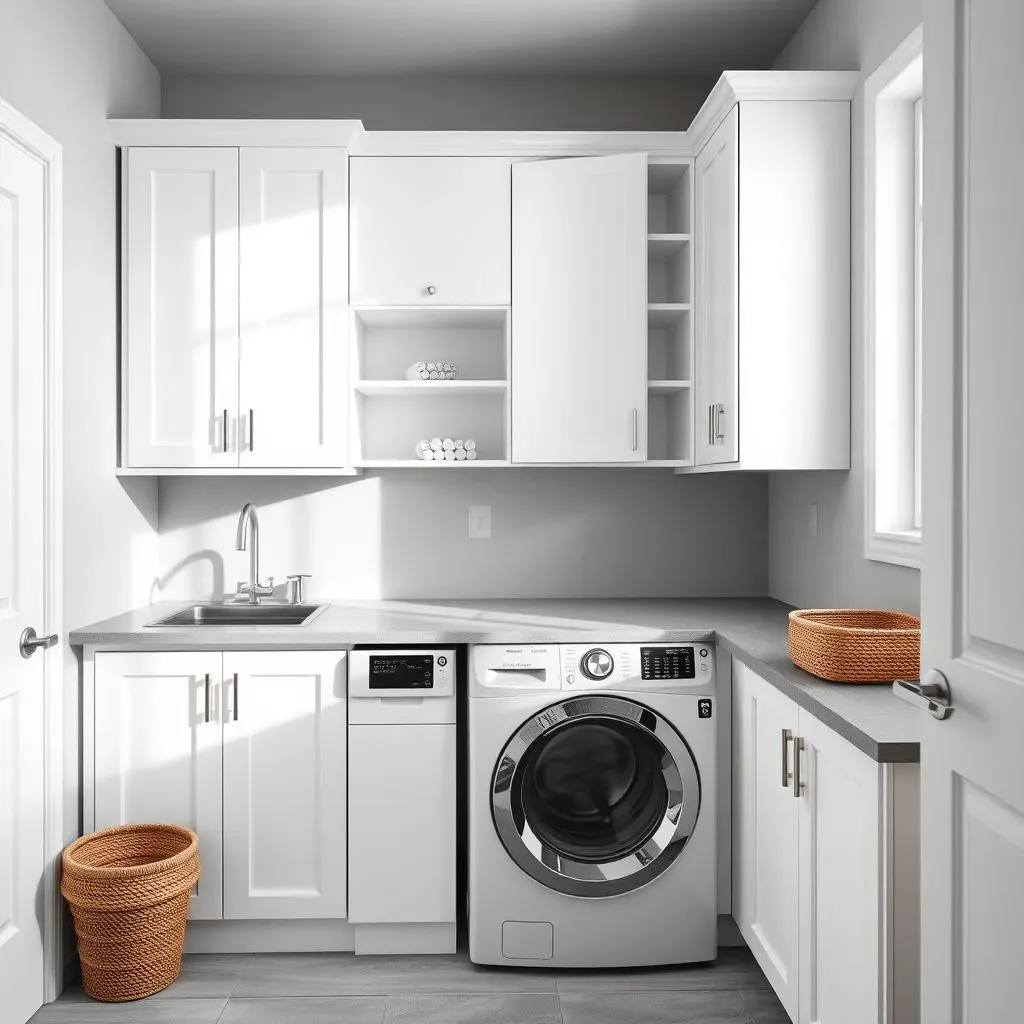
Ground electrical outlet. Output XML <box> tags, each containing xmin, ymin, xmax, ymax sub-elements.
<box><xmin>809</xmin><ymin>503</ymin><xmax>819</xmax><ymax>539</ymax></box>
<box><xmin>468</xmin><ymin>505</ymin><xmax>491</xmax><ymax>540</ymax></box>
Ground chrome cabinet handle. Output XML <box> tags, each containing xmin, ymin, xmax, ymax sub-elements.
<box><xmin>248</xmin><ymin>409</ymin><xmax>254</xmax><ymax>452</ymax></box>
<box><xmin>222</xmin><ymin>410</ymin><xmax>229</xmax><ymax>453</ymax></box>
<box><xmin>893</xmin><ymin>670</ymin><xmax>954</xmax><ymax>720</ymax></box>
<box><xmin>714</xmin><ymin>403</ymin><xmax>725</xmax><ymax>443</ymax></box>
<box><xmin>781</xmin><ymin>728</ymin><xmax>793</xmax><ymax>788</ymax></box>
<box><xmin>232</xmin><ymin>672</ymin><xmax>239</xmax><ymax>721</ymax></box>
<box><xmin>632</xmin><ymin>408</ymin><xmax>638</xmax><ymax>452</ymax></box>
<box><xmin>19</xmin><ymin>627</ymin><xmax>58</xmax><ymax>659</ymax></box>
<box><xmin>203</xmin><ymin>674</ymin><xmax>212</xmax><ymax>723</ymax></box>
<box><xmin>793</xmin><ymin>736</ymin><xmax>806</xmax><ymax>798</ymax></box>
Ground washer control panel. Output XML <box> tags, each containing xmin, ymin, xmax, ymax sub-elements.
<box><xmin>561</xmin><ymin>643</ymin><xmax>714</xmax><ymax>690</ymax></box>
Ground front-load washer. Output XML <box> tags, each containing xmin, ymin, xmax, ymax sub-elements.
<box><xmin>468</xmin><ymin>643</ymin><xmax>717</xmax><ymax>968</ymax></box>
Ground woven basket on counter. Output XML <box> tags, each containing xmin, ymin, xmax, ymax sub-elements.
<box><xmin>61</xmin><ymin>823</ymin><xmax>199</xmax><ymax>1002</ymax></box>
<box><xmin>788</xmin><ymin>609</ymin><xmax>920</xmax><ymax>683</ymax></box>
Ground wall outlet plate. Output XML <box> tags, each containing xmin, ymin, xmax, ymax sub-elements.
<box><xmin>468</xmin><ymin>505</ymin><xmax>492</xmax><ymax>540</ymax></box>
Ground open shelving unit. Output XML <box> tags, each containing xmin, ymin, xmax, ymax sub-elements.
<box><xmin>350</xmin><ymin>306</ymin><xmax>511</xmax><ymax>466</ymax></box>
<box><xmin>646</xmin><ymin>158</ymin><xmax>694</xmax><ymax>465</ymax></box>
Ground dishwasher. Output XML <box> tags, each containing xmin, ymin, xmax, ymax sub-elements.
<box><xmin>347</xmin><ymin>648</ymin><xmax>456</xmax><ymax>954</ymax></box>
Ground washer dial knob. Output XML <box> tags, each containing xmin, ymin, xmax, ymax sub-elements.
<box><xmin>581</xmin><ymin>648</ymin><xmax>614</xmax><ymax>680</ymax></box>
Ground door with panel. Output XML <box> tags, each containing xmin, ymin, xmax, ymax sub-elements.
<box><xmin>350</xmin><ymin>157</ymin><xmax>512</xmax><ymax>306</ymax></box>
<box><xmin>0</xmin><ymin>113</ymin><xmax>52</xmax><ymax>1024</ymax></box>
<box><xmin>512</xmin><ymin>152</ymin><xmax>648</xmax><ymax>463</ymax></box>
<box><xmin>732</xmin><ymin>661</ymin><xmax>800</xmax><ymax>1021</ymax></box>
<box><xmin>238</xmin><ymin>148</ymin><xmax>349</xmax><ymax>468</ymax></box>
<box><xmin>93</xmin><ymin>652</ymin><xmax>224</xmax><ymax>920</ymax></box>
<box><xmin>694</xmin><ymin>106</ymin><xmax>739</xmax><ymax>467</ymax></box>
<box><xmin>913</xmin><ymin>0</ymin><xmax>1024</xmax><ymax>1020</ymax></box>
<box><xmin>124</xmin><ymin>148</ymin><xmax>239</xmax><ymax>468</ymax></box>
<box><xmin>796</xmin><ymin>711</ymin><xmax>882</xmax><ymax>1024</ymax></box>
<box><xmin>222</xmin><ymin>651</ymin><xmax>347</xmax><ymax>919</ymax></box>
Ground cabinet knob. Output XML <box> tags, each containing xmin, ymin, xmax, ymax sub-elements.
<box><xmin>425</xmin><ymin>285</ymin><xmax>437</xmax><ymax>296</ymax></box>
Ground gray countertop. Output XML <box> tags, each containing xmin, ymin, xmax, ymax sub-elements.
<box><xmin>70</xmin><ymin>597</ymin><xmax>921</xmax><ymax>764</ymax></box>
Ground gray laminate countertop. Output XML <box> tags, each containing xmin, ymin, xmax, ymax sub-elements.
<box><xmin>70</xmin><ymin>597</ymin><xmax>921</xmax><ymax>764</ymax></box>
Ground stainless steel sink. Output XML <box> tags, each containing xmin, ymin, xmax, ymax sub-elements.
<box><xmin>146</xmin><ymin>603</ymin><xmax>327</xmax><ymax>627</ymax></box>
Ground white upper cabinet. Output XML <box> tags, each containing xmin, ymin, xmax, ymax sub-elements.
<box><xmin>238</xmin><ymin>148</ymin><xmax>349</xmax><ymax>468</ymax></box>
<box><xmin>124</xmin><ymin>148</ymin><xmax>239</xmax><ymax>468</ymax></box>
<box><xmin>512</xmin><ymin>153</ymin><xmax>648</xmax><ymax>463</ymax></box>
<box><xmin>350</xmin><ymin>157</ymin><xmax>512</xmax><ymax>306</ymax></box>
<box><xmin>688</xmin><ymin>98</ymin><xmax>851</xmax><ymax>473</ymax></box>
<box><xmin>694</xmin><ymin>108</ymin><xmax>739</xmax><ymax>467</ymax></box>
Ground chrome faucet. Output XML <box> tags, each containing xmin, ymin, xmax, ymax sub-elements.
<box><xmin>235</xmin><ymin>502</ymin><xmax>274</xmax><ymax>604</ymax></box>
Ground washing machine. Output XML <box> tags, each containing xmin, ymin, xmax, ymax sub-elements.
<box><xmin>469</xmin><ymin>643</ymin><xmax>717</xmax><ymax>969</ymax></box>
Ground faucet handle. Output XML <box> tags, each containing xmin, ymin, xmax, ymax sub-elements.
<box><xmin>255</xmin><ymin>576</ymin><xmax>275</xmax><ymax>596</ymax></box>
<box><xmin>286</xmin><ymin>574</ymin><xmax>311</xmax><ymax>604</ymax></box>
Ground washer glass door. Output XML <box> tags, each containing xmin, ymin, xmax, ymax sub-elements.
<box><xmin>491</xmin><ymin>695</ymin><xmax>700</xmax><ymax>897</ymax></box>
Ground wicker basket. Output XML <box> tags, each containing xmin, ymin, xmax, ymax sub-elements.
<box><xmin>788</xmin><ymin>609</ymin><xmax>921</xmax><ymax>683</ymax></box>
<box><xmin>61</xmin><ymin>824</ymin><xmax>200</xmax><ymax>1002</ymax></box>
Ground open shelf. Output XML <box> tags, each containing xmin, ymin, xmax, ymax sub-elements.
<box><xmin>648</xmin><ymin>303</ymin><xmax>691</xmax><ymax>325</ymax></box>
<box><xmin>648</xmin><ymin>161</ymin><xmax>692</xmax><ymax>235</ymax></box>
<box><xmin>648</xmin><ymin>380</ymin><xmax>692</xmax><ymax>396</ymax></box>
<box><xmin>648</xmin><ymin>388</ymin><xmax>692</xmax><ymax>463</ymax></box>
<box><xmin>359</xmin><ymin>459</ymin><xmax>509</xmax><ymax>469</ymax></box>
<box><xmin>649</xmin><ymin>244</ymin><xmax>690</xmax><ymax>304</ymax></box>
<box><xmin>354</xmin><ymin>380</ymin><xmax>507</xmax><ymax>397</ymax></box>
<box><xmin>648</xmin><ymin>233</ymin><xmax>691</xmax><ymax>260</ymax></box>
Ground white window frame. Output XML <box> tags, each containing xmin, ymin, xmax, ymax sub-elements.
<box><xmin>864</xmin><ymin>25</ymin><xmax>924</xmax><ymax>569</ymax></box>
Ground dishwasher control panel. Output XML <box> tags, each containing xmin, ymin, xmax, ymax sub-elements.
<box><xmin>349</xmin><ymin>649</ymin><xmax>454</xmax><ymax>699</ymax></box>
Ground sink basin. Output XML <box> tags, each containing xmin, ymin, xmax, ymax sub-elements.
<box><xmin>146</xmin><ymin>603</ymin><xmax>327</xmax><ymax>627</ymax></box>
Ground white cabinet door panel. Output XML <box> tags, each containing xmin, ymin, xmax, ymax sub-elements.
<box><xmin>350</xmin><ymin>157</ymin><xmax>511</xmax><ymax>305</ymax></box>
<box><xmin>732</xmin><ymin>660</ymin><xmax>799</xmax><ymax>1020</ymax></box>
<box><xmin>222</xmin><ymin>651</ymin><xmax>347</xmax><ymax>920</ymax></box>
<box><xmin>93</xmin><ymin>652</ymin><xmax>224</xmax><ymax>921</ymax></box>
<box><xmin>694</xmin><ymin>106</ymin><xmax>739</xmax><ymax>466</ymax></box>
<box><xmin>512</xmin><ymin>153</ymin><xmax>647</xmax><ymax>463</ymax></box>
<box><xmin>798</xmin><ymin>712</ymin><xmax>882</xmax><ymax>1024</ymax></box>
<box><xmin>125</xmin><ymin>148</ymin><xmax>239</xmax><ymax>468</ymax></box>
<box><xmin>239</xmin><ymin>148</ymin><xmax>349</xmax><ymax>468</ymax></box>
<box><xmin>349</xmin><ymin>724</ymin><xmax>456</xmax><ymax>924</ymax></box>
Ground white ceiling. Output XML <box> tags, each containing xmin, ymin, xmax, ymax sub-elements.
<box><xmin>103</xmin><ymin>0</ymin><xmax>817</xmax><ymax>77</ymax></box>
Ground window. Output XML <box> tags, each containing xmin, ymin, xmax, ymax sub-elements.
<box><xmin>865</xmin><ymin>26</ymin><xmax>924</xmax><ymax>569</ymax></box>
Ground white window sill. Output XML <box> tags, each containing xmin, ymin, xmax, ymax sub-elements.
<box><xmin>865</xmin><ymin>529</ymin><xmax>922</xmax><ymax>569</ymax></box>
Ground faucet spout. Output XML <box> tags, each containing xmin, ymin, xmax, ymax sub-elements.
<box><xmin>235</xmin><ymin>502</ymin><xmax>270</xmax><ymax>605</ymax></box>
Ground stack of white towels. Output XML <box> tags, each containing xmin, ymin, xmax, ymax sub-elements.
<box><xmin>407</xmin><ymin>361</ymin><xmax>459</xmax><ymax>381</ymax></box>
<box><xmin>415</xmin><ymin>438</ymin><xmax>478</xmax><ymax>462</ymax></box>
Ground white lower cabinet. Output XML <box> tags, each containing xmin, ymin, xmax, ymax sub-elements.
<box><xmin>733</xmin><ymin>661</ymin><xmax>920</xmax><ymax>1024</ymax></box>
<box><xmin>93</xmin><ymin>649</ymin><xmax>347</xmax><ymax>922</ymax></box>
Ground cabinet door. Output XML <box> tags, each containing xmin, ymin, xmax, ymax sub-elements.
<box><xmin>125</xmin><ymin>148</ymin><xmax>239</xmax><ymax>468</ymax></box>
<box><xmin>349</xmin><ymin>724</ymin><xmax>456</xmax><ymax>924</ymax></box>
<box><xmin>222</xmin><ymin>651</ymin><xmax>347</xmax><ymax>919</ymax></box>
<box><xmin>350</xmin><ymin>157</ymin><xmax>512</xmax><ymax>305</ymax></box>
<box><xmin>732</xmin><ymin>660</ymin><xmax>800</xmax><ymax>1019</ymax></box>
<box><xmin>238</xmin><ymin>148</ymin><xmax>349</xmax><ymax>468</ymax></box>
<box><xmin>797</xmin><ymin>711</ymin><xmax>882</xmax><ymax>1024</ymax></box>
<box><xmin>512</xmin><ymin>153</ymin><xmax>647</xmax><ymax>463</ymax></box>
<box><xmin>93</xmin><ymin>652</ymin><xmax>224</xmax><ymax>920</ymax></box>
<box><xmin>694</xmin><ymin>107</ymin><xmax>739</xmax><ymax>466</ymax></box>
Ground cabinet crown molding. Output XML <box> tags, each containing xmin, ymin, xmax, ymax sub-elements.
<box><xmin>108</xmin><ymin>118</ymin><xmax>365</xmax><ymax>148</ymax></box>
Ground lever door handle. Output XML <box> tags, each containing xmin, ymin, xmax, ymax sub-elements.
<box><xmin>20</xmin><ymin>627</ymin><xmax>58</xmax><ymax>659</ymax></box>
<box><xmin>893</xmin><ymin>669</ymin><xmax>954</xmax><ymax>720</ymax></box>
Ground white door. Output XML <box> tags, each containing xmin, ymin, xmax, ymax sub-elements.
<box><xmin>512</xmin><ymin>153</ymin><xmax>647</xmax><ymax>463</ymax></box>
<box><xmin>238</xmin><ymin>148</ymin><xmax>349</xmax><ymax>468</ymax></box>
<box><xmin>915</xmin><ymin>1</ymin><xmax>1024</xmax><ymax>1020</ymax></box>
<box><xmin>350</xmin><ymin>157</ymin><xmax>512</xmax><ymax>306</ymax></box>
<box><xmin>125</xmin><ymin>148</ymin><xmax>239</xmax><ymax>468</ymax></box>
<box><xmin>222</xmin><ymin>651</ymin><xmax>347</xmax><ymax>919</ymax></box>
<box><xmin>732</xmin><ymin>661</ymin><xmax>800</xmax><ymax>1020</ymax></box>
<box><xmin>0</xmin><ymin>119</ymin><xmax>51</xmax><ymax>1024</ymax></box>
<box><xmin>694</xmin><ymin>105</ymin><xmax>739</xmax><ymax>466</ymax></box>
<box><xmin>93</xmin><ymin>652</ymin><xmax>224</xmax><ymax>921</ymax></box>
<box><xmin>348</xmin><ymin>724</ymin><xmax>456</xmax><ymax>923</ymax></box>
<box><xmin>797</xmin><ymin>711</ymin><xmax>881</xmax><ymax>1024</ymax></box>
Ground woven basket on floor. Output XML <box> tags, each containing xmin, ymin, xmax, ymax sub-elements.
<box><xmin>61</xmin><ymin>823</ymin><xmax>200</xmax><ymax>1002</ymax></box>
<box><xmin>788</xmin><ymin>609</ymin><xmax>921</xmax><ymax>683</ymax></box>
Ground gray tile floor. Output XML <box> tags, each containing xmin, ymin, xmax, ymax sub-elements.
<box><xmin>32</xmin><ymin>948</ymin><xmax>787</xmax><ymax>1024</ymax></box>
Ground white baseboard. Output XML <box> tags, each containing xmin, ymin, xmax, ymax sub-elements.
<box><xmin>355</xmin><ymin>923</ymin><xmax>457</xmax><ymax>955</ymax></box>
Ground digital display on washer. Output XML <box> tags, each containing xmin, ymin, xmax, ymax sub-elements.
<box><xmin>640</xmin><ymin>647</ymin><xmax>695</xmax><ymax>680</ymax></box>
<box><xmin>368</xmin><ymin>655</ymin><xmax>434</xmax><ymax>689</ymax></box>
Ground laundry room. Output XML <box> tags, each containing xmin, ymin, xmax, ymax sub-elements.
<box><xmin>1</xmin><ymin>0</ymin><xmax>1021</xmax><ymax>1023</ymax></box>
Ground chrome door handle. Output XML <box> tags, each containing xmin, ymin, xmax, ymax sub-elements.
<box><xmin>893</xmin><ymin>669</ymin><xmax>954</xmax><ymax>720</ymax></box>
<box><xmin>793</xmin><ymin>736</ymin><xmax>806</xmax><ymax>797</ymax></box>
<box><xmin>632</xmin><ymin>408</ymin><xmax>638</xmax><ymax>452</ymax></box>
<box><xmin>781</xmin><ymin>728</ymin><xmax>793</xmax><ymax>788</ymax></box>
<box><xmin>19</xmin><ymin>627</ymin><xmax>58</xmax><ymax>659</ymax></box>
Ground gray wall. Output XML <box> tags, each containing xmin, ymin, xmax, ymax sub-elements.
<box><xmin>161</xmin><ymin>73</ymin><xmax>715</xmax><ymax>130</ymax></box>
<box><xmin>154</xmin><ymin>71</ymin><xmax>771</xmax><ymax>603</ymax></box>
<box><xmin>768</xmin><ymin>0</ymin><xmax>922</xmax><ymax>613</ymax></box>
<box><xmin>0</xmin><ymin>0</ymin><xmax>160</xmax><ymax>842</ymax></box>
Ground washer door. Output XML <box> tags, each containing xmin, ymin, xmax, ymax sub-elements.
<box><xmin>491</xmin><ymin>695</ymin><xmax>701</xmax><ymax>898</ymax></box>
